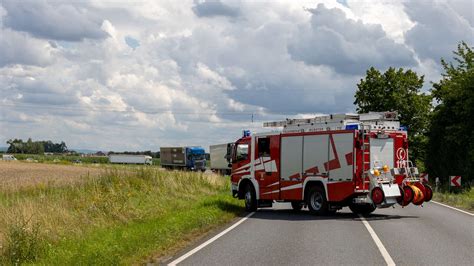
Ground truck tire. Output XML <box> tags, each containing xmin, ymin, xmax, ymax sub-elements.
<box><xmin>306</xmin><ymin>186</ymin><xmax>328</xmax><ymax>215</ymax></box>
<box><xmin>244</xmin><ymin>184</ymin><xmax>257</xmax><ymax>212</ymax></box>
<box><xmin>291</xmin><ymin>201</ymin><xmax>304</xmax><ymax>211</ymax></box>
<box><xmin>349</xmin><ymin>203</ymin><xmax>376</xmax><ymax>216</ymax></box>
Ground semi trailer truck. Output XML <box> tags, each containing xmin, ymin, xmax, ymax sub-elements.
<box><xmin>109</xmin><ymin>154</ymin><xmax>153</xmax><ymax>165</ymax></box>
<box><xmin>210</xmin><ymin>143</ymin><xmax>232</xmax><ymax>175</ymax></box>
<box><xmin>160</xmin><ymin>146</ymin><xmax>206</xmax><ymax>171</ymax></box>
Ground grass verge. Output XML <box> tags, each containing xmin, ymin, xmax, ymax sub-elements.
<box><xmin>433</xmin><ymin>189</ymin><xmax>474</xmax><ymax>211</ymax></box>
<box><xmin>0</xmin><ymin>167</ymin><xmax>243</xmax><ymax>264</ymax></box>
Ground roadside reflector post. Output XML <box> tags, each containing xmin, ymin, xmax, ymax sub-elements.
<box><xmin>449</xmin><ymin>176</ymin><xmax>462</xmax><ymax>193</ymax></box>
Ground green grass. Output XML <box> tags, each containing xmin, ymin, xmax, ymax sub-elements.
<box><xmin>433</xmin><ymin>189</ymin><xmax>474</xmax><ymax>211</ymax></box>
<box><xmin>152</xmin><ymin>158</ymin><xmax>161</xmax><ymax>166</ymax></box>
<box><xmin>12</xmin><ymin>154</ymin><xmax>109</xmax><ymax>164</ymax></box>
<box><xmin>0</xmin><ymin>167</ymin><xmax>243</xmax><ymax>265</ymax></box>
<box><xmin>11</xmin><ymin>154</ymin><xmax>164</xmax><ymax>167</ymax></box>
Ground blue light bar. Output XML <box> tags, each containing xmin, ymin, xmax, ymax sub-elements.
<box><xmin>399</xmin><ymin>125</ymin><xmax>407</xmax><ymax>131</ymax></box>
<box><xmin>243</xmin><ymin>130</ymin><xmax>251</xmax><ymax>137</ymax></box>
<box><xmin>345</xmin><ymin>124</ymin><xmax>359</xmax><ymax>130</ymax></box>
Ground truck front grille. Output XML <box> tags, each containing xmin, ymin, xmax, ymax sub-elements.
<box><xmin>195</xmin><ymin>161</ymin><xmax>205</xmax><ymax>168</ymax></box>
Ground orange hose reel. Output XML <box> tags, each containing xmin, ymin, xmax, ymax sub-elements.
<box><xmin>410</xmin><ymin>184</ymin><xmax>425</xmax><ymax>205</ymax></box>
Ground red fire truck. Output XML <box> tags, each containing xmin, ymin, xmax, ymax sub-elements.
<box><xmin>229</xmin><ymin>112</ymin><xmax>432</xmax><ymax>215</ymax></box>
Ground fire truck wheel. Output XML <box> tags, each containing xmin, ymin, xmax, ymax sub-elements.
<box><xmin>349</xmin><ymin>204</ymin><xmax>376</xmax><ymax>216</ymax></box>
<box><xmin>291</xmin><ymin>201</ymin><xmax>304</xmax><ymax>211</ymax></box>
<box><xmin>244</xmin><ymin>184</ymin><xmax>257</xmax><ymax>212</ymax></box>
<box><xmin>306</xmin><ymin>186</ymin><xmax>328</xmax><ymax>215</ymax></box>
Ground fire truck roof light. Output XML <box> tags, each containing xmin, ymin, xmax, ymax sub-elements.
<box><xmin>345</xmin><ymin>124</ymin><xmax>359</xmax><ymax>130</ymax></box>
<box><xmin>243</xmin><ymin>130</ymin><xmax>251</xmax><ymax>137</ymax></box>
<box><xmin>399</xmin><ymin>125</ymin><xmax>407</xmax><ymax>131</ymax></box>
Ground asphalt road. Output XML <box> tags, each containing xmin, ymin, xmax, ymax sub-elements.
<box><xmin>167</xmin><ymin>202</ymin><xmax>473</xmax><ymax>266</ymax></box>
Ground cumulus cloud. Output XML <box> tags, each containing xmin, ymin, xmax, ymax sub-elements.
<box><xmin>447</xmin><ymin>0</ymin><xmax>474</xmax><ymax>27</ymax></box>
<box><xmin>0</xmin><ymin>29</ymin><xmax>55</xmax><ymax>67</ymax></box>
<box><xmin>288</xmin><ymin>4</ymin><xmax>417</xmax><ymax>75</ymax></box>
<box><xmin>192</xmin><ymin>0</ymin><xmax>240</xmax><ymax>18</ymax></box>
<box><xmin>404</xmin><ymin>0</ymin><xmax>474</xmax><ymax>61</ymax></box>
<box><xmin>0</xmin><ymin>1</ymin><xmax>467</xmax><ymax>150</ymax></box>
<box><xmin>2</xmin><ymin>0</ymin><xmax>108</xmax><ymax>41</ymax></box>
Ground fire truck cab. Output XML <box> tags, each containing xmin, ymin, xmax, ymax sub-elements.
<box><xmin>229</xmin><ymin>112</ymin><xmax>432</xmax><ymax>215</ymax></box>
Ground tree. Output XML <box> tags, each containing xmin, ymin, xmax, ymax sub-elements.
<box><xmin>7</xmin><ymin>139</ymin><xmax>25</xmax><ymax>153</ymax></box>
<box><xmin>6</xmin><ymin>139</ymin><xmax>66</xmax><ymax>154</ymax></box>
<box><xmin>354</xmin><ymin>67</ymin><xmax>432</xmax><ymax>166</ymax></box>
<box><xmin>427</xmin><ymin>41</ymin><xmax>474</xmax><ymax>185</ymax></box>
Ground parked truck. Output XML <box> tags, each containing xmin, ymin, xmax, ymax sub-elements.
<box><xmin>2</xmin><ymin>154</ymin><xmax>17</xmax><ymax>161</ymax></box>
<box><xmin>228</xmin><ymin>112</ymin><xmax>432</xmax><ymax>215</ymax></box>
<box><xmin>210</xmin><ymin>143</ymin><xmax>232</xmax><ymax>175</ymax></box>
<box><xmin>160</xmin><ymin>146</ymin><xmax>206</xmax><ymax>171</ymax></box>
<box><xmin>109</xmin><ymin>154</ymin><xmax>153</xmax><ymax>165</ymax></box>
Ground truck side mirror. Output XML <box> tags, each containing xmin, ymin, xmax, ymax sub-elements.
<box><xmin>228</xmin><ymin>163</ymin><xmax>232</xmax><ymax>168</ymax></box>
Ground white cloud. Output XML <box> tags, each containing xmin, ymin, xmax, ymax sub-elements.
<box><xmin>192</xmin><ymin>0</ymin><xmax>240</xmax><ymax>18</ymax></box>
<box><xmin>0</xmin><ymin>0</ymin><xmax>468</xmax><ymax>150</ymax></box>
<box><xmin>288</xmin><ymin>4</ymin><xmax>417</xmax><ymax>75</ymax></box>
<box><xmin>346</xmin><ymin>0</ymin><xmax>414</xmax><ymax>43</ymax></box>
<box><xmin>404</xmin><ymin>0</ymin><xmax>474</xmax><ymax>61</ymax></box>
<box><xmin>2</xmin><ymin>0</ymin><xmax>108</xmax><ymax>41</ymax></box>
<box><xmin>0</xmin><ymin>29</ymin><xmax>56</xmax><ymax>67</ymax></box>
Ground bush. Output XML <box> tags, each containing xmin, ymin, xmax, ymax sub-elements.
<box><xmin>3</xmin><ymin>214</ymin><xmax>45</xmax><ymax>265</ymax></box>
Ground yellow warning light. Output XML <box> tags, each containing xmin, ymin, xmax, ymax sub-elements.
<box><xmin>373</xmin><ymin>169</ymin><xmax>381</xmax><ymax>176</ymax></box>
<box><xmin>383</xmin><ymin>165</ymin><xmax>390</xmax><ymax>172</ymax></box>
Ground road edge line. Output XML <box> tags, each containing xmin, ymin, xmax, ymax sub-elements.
<box><xmin>359</xmin><ymin>215</ymin><xmax>396</xmax><ymax>266</ymax></box>
<box><xmin>431</xmin><ymin>200</ymin><xmax>474</xmax><ymax>216</ymax></box>
<box><xmin>168</xmin><ymin>211</ymin><xmax>255</xmax><ymax>265</ymax></box>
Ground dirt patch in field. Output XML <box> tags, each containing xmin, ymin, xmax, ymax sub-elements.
<box><xmin>0</xmin><ymin>161</ymin><xmax>104</xmax><ymax>192</ymax></box>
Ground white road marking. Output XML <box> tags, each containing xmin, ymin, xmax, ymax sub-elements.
<box><xmin>168</xmin><ymin>212</ymin><xmax>255</xmax><ymax>265</ymax></box>
<box><xmin>431</xmin><ymin>201</ymin><xmax>474</xmax><ymax>216</ymax></box>
<box><xmin>359</xmin><ymin>215</ymin><xmax>396</xmax><ymax>266</ymax></box>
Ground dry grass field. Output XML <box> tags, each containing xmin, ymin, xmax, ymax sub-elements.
<box><xmin>0</xmin><ymin>162</ymin><xmax>242</xmax><ymax>265</ymax></box>
<box><xmin>0</xmin><ymin>161</ymin><xmax>103</xmax><ymax>193</ymax></box>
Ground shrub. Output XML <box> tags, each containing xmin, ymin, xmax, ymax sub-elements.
<box><xmin>3</xmin><ymin>214</ymin><xmax>45</xmax><ymax>265</ymax></box>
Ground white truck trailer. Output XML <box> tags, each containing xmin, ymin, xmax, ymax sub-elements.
<box><xmin>210</xmin><ymin>143</ymin><xmax>232</xmax><ymax>175</ymax></box>
<box><xmin>2</xmin><ymin>154</ymin><xmax>17</xmax><ymax>161</ymax></box>
<box><xmin>108</xmin><ymin>154</ymin><xmax>153</xmax><ymax>165</ymax></box>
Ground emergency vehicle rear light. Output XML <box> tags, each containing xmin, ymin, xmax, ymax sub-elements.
<box><xmin>345</xmin><ymin>124</ymin><xmax>359</xmax><ymax>130</ymax></box>
<box><xmin>399</xmin><ymin>125</ymin><xmax>407</xmax><ymax>131</ymax></box>
<box><xmin>243</xmin><ymin>130</ymin><xmax>251</xmax><ymax>137</ymax></box>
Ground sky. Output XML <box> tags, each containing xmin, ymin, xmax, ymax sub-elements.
<box><xmin>0</xmin><ymin>0</ymin><xmax>473</xmax><ymax>151</ymax></box>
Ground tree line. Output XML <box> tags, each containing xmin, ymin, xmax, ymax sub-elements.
<box><xmin>6</xmin><ymin>138</ymin><xmax>68</xmax><ymax>154</ymax></box>
<box><xmin>4</xmin><ymin>140</ymin><xmax>162</xmax><ymax>158</ymax></box>
<box><xmin>354</xmin><ymin>41</ymin><xmax>473</xmax><ymax>186</ymax></box>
